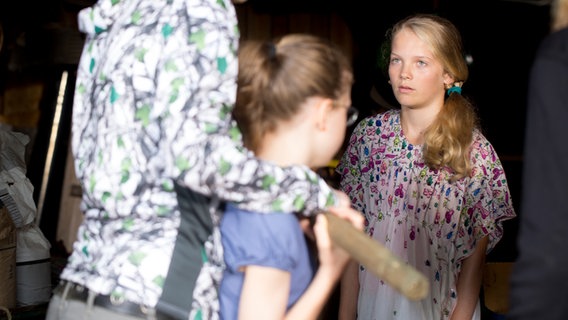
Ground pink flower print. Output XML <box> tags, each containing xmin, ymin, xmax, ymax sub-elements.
<box><xmin>388</xmin><ymin>194</ymin><xmax>393</xmax><ymax>207</ymax></box>
<box><xmin>480</xmin><ymin>145</ymin><xmax>489</xmax><ymax>159</ymax></box>
<box><xmin>394</xmin><ymin>208</ymin><xmax>401</xmax><ymax>217</ymax></box>
<box><xmin>492</xmin><ymin>167</ymin><xmax>503</xmax><ymax>181</ymax></box>
<box><xmin>395</xmin><ymin>184</ymin><xmax>404</xmax><ymax>198</ymax></box>
<box><xmin>349</xmin><ymin>154</ymin><xmax>359</xmax><ymax>165</ymax></box>
<box><xmin>436</xmin><ymin>229</ymin><xmax>442</xmax><ymax>238</ymax></box>
<box><xmin>381</xmin><ymin>131</ymin><xmax>395</xmax><ymax>140</ymax></box>
<box><xmin>371</xmin><ymin>146</ymin><xmax>381</xmax><ymax>157</ymax></box>
<box><xmin>423</xmin><ymin>187</ymin><xmax>433</xmax><ymax>198</ymax></box>
<box><xmin>434</xmin><ymin>212</ymin><xmax>440</xmax><ymax>225</ymax></box>
<box><xmin>445</xmin><ymin>209</ymin><xmax>455</xmax><ymax>223</ymax></box>
<box><xmin>370</xmin><ymin>184</ymin><xmax>379</xmax><ymax>194</ymax></box>
<box><xmin>478</xmin><ymin>203</ymin><xmax>490</xmax><ymax>219</ymax></box>
<box><xmin>409</xmin><ymin>226</ymin><xmax>416</xmax><ymax>240</ymax></box>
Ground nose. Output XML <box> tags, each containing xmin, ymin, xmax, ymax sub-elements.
<box><xmin>400</xmin><ymin>64</ymin><xmax>411</xmax><ymax>80</ymax></box>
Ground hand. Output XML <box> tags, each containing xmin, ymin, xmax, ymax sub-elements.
<box><xmin>313</xmin><ymin>214</ymin><xmax>352</xmax><ymax>278</ymax></box>
<box><xmin>329</xmin><ymin>189</ymin><xmax>364</xmax><ymax>231</ymax></box>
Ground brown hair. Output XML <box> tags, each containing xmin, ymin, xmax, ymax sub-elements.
<box><xmin>234</xmin><ymin>34</ymin><xmax>353</xmax><ymax>152</ymax></box>
<box><xmin>389</xmin><ymin>14</ymin><xmax>478</xmax><ymax>180</ymax></box>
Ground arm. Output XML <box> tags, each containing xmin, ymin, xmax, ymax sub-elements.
<box><xmin>162</xmin><ymin>2</ymin><xmax>336</xmax><ymax>215</ymax></box>
<box><xmin>338</xmin><ymin>260</ymin><xmax>360</xmax><ymax>320</ymax></box>
<box><xmin>239</xmin><ymin>214</ymin><xmax>353</xmax><ymax>320</ymax></box>
<box><xmin>450</xmin><ymin>236</ymin><xmax>488</xmax><ymax>320</ymax></box>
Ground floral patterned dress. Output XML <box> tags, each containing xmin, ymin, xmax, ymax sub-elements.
<box><xmin>337</xmin><ymin>109</ymin><xmax>516</xmax><ymax>320</ymax></box>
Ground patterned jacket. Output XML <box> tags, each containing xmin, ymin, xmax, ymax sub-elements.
<box><xmin>60</xmin><ymin>0</ymin><xmax>336</xmax><ymax>318</ymax></box>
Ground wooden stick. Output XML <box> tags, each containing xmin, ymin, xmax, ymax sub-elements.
<box><xmin>324</xmin><ymin>212</ymin><xmax>430</xmax><ymax>301</ymax></box>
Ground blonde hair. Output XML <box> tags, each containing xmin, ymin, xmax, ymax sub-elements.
<box><xmin>389</xmin><ymin>14</ymin><xmax>478</xmax><ymax>181</ymax></box>
<box><xmin>551</xmin><ymin>0</ymin><xmax>568</xmax><ymax>32</ymax></box>
<box><xmin>234</xmin><ymin>34</ymin><xmax>353</xmax><ymax>152</ymax></box>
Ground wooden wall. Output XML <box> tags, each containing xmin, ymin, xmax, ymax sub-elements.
<box><xmin>234</xmin><ymin>2</ymin><xmax>354</xmax><ymax>62</ymax></box>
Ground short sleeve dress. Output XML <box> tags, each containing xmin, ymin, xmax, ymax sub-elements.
<box><xmin>219</xmin><ymin>204</ymin><xmax>314</xmax><ymax>320</ymax></box>
<box><xmin>336</xmin><ymin>109</ymin><xmax>516</xmax><ymax>320</ymax></box>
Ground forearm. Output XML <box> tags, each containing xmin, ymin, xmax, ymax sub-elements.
<box><xmin>285</xmin><ymin>266</ymin><xmax>342</xmax><ymax>320</ymax></box>
<box><xmin>338</xmin><ymin>260</ymin><xmax>359</xmax><ymax>320</ymax></box>
<box><xmin>451</xmin><ymin>237</ymin><xmax>488</xmax><ymax>320</ymax></box>
<box><xmin>178</xmin><ymin>135</ymin><xmax>337</xmax><ymax>214</ymax></box>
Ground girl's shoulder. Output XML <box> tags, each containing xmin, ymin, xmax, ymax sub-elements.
<box><xmin>469</xmin><ymin>129</ymin><xmax>504</xmax><ymax>170</ymax></box>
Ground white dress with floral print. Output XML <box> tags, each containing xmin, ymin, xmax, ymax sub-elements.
<box><xmin>337</xmin><ymin>109</ymin><xmax>516</xmax><ymax>320</ymax></box>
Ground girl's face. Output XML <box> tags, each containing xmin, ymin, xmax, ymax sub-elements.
<box><xmin>388</xmin><ymin>28</ymin><xmax>453</xmax><ymax>111</ymax></box>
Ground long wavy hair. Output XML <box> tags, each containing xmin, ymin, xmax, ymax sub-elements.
<box><xmin>389</xmin><ymin>14</ymin><xmax>478</xmax><ymax>181</ymax></box>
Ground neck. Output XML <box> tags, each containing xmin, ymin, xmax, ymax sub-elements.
<box><xmin>255</xmin><ymin>125</ymin><xmax>312</xmax><ymax>168</ymax></box>
<box><xmin>400</xmin><ymin>104</ymin><xmax>441</xmax><ymax>145</ymax></box>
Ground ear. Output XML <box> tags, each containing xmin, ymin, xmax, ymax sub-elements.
<box><xmin>443</xmin><ymin>72</ymin><xmax>455</xmax><ymax>89</ymax></box>
<box><xmin>314</xmin><ymin>98</ymin><xmax>334</xmax><ymax>131</ymax></box>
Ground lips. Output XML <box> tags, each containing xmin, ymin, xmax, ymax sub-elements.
<box><xmin>397</xmin><ymin>85</ymin><xmax>413</xmax><ymax>93</ymax></box>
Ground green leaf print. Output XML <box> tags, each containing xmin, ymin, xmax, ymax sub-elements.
<box><xmin>325</xmin><ymin>192</ymin><xmax>336</xmax><ymax>207</ymax></box>
<box><xmin>189</xmin><ymin>30</ymin><xmax>206</xmax><ymax>50</ymax></box>
<box><xmin>94</xmin><ymin>26</ymin><xmax>106</xmax><ymax>35</ymax></box>
<box><xmin>193</xmin><ymin>310</ymin><xmax>203</xmax><ymax>320</ymax></box>
<box><xmin>175</xmin><ymin>156</ymin><xmax>190</xmax><ymax>171</ymax></box>
<box><xmin>156</xmin><ymin>206</ymin><xmax>169</xmax><ymax>217</ymax></box>
<box><xmin>293</xmin><ymin>196</ymin><xmax>305</xmax><ymax>211</ymax></box>
<box><xmin>162</xmin><ymin>180</ymin><xmax>174</xmax><ymax>192</ymax></box>
<box><xmin>120</xmin><ymin>170</ymin><xmax>130</xmax><ymax>184</ymax></box>
<box><xmin>169</xmin><ymin>89</ymin><xmax>179</xmax><ymax>103</ymax></box>
<box><xmin>128</xmin><ymin>251</ymin><xmax>147</xmax><ymax>266</ymax></box>
<box><xmin>153</xmin><ymin>275</ymin><xmax>165</xmax><ymax>288</ymax></box>
<box><xmin>132</xmin><ymin>10</ymin><xmax>142</xmax><ymax>25</ymax></box>
<box><xmin>165</xmin><ymin>60</ymin><xmax>178</xmax><ymax>72</ymax></box>
<box><xmin>110</xmin><ymin>86</ymin><xmax>119</xmax><ymax>104</ymax></box>
<box><xmin>123</xmin><ymin>218</ymin><xmax>135</xmax><ymax>230</ymax></box>
<box><xmin>77</xmin><ymin>83</ymin><xmax>85</xmax><ymax>95</ymax></box>
<box><xmin>135</xmin><ymin>104</ymin><xmax>151</xmax><ymax>126</ymax></box>
<box><xmin>111</xmin><ymin>0</ymin><xmax>120</xmax><ymax>5</ymax></box>
<box><xmin>228</xmin><ymin>126</ymin><xmax>241</xmax><ymax>141</ymax></box>
<box><xmin>102</xmin><ymin>191</ymin><xmax>111</xmax><ymax>204</ymax></box>
<box><xmin>261</xmin><ymin>175</ymin><xmax>276</xmax><ymax>190</ymax></box>
<box><xmin>216</xmin><ymin>0</ymin><xmax>227</xmax><ymax>9</ymax></box>
<box><xmin>204</xmin><ymin>122</ymin><xmax>218</xmax><ymax>134</ymax></box>
<box><xmin>89</xmin><ymin>58</ymin><xmax>95</xmax><ymax>73</ymax></box>
<box><xmin>271</xmin><ymin>199</ymin><xmax>283</xmax><ymax>212</ymax></box>
<box><xmin>169</xmin><ymin>78</ymin><xmax>184</xmax><ymax>103</ymax></box>
<box><xmin>89</xmin><ymin>176</ymin><xmax>96</xmax><ymax>193</ymax></box>
<box><xmin>200</xmin><ymin>247</ymin><xmax>208</xmax><ymax>263</ymax></box>
<box><xmin>219</xmin><ymin>158</ymin><xmax>231</xmax><ymax>175</ymax></box>
<box><xmin>134</xmin><ymin>48</ymin><xmax>147</xmax><ymax>62</ymax></box>
<box><xmin>162</xmin><ymin>23</ymin><xmax>173</xmax><ymax>39</ymax></box>
<box><xmin>217</xmin><ymin>57</ymin><xmax>227</xmax><ymax>74</ymax></box>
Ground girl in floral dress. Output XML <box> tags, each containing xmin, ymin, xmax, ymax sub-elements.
<box><xmin>337</xmin><ymin>14</ymin><xmax>516</xmax><ymax>320</ymax></box>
